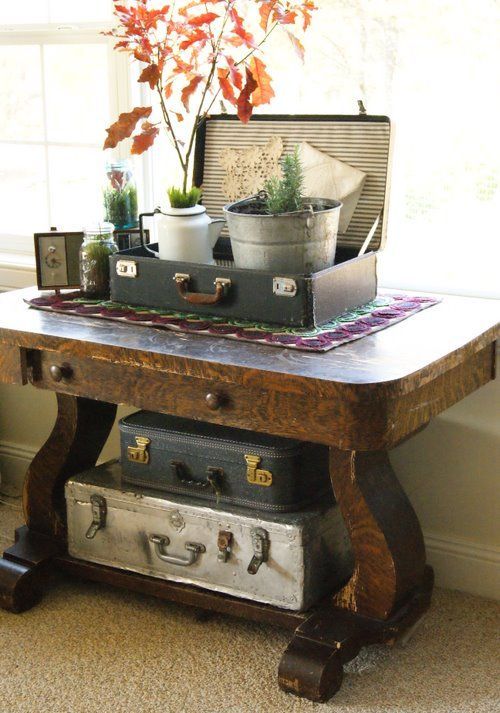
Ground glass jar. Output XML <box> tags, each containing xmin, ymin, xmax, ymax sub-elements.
<box><xmin>79</xmin><ymin>222</ymin><xmax>117</xmax><ymax>298</ymax></box>
<box><xmin>103</xmin><ymin>159</ymin><xmax>138</xmax><ymax>229</ymax></box>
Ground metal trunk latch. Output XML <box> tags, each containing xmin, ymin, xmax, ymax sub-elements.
<box><xmin>217</xmin><ymin>530</ymin><xmax>233</xmax><ymax>562</ymax></box>
<box><xmin>247</xmin><ymin>527</ymin><xmax>270</xmax><ymax>575</ymax></box>
<box><xmin>245</xmin><ymin>455</ymin><xmax>273</xmax><ymax>487</ymax></box>
<box><xmin>127</xmin><ymin>436</ymin><xmax>150</xmax><ymax>464</ymax></box>
<box><xmin>85</xmin><ymin>494</ymin><xmax>107</xmax><ymax>539</ymax></box>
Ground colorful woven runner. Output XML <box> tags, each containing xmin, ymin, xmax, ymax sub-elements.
<box><xmin>26</xmin><ymin>292</ymin><xmax>440</xmax><ymax>353</ymax></box>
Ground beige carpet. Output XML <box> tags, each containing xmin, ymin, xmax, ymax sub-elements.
<box><xmin>0</xmin><ymin>502</ymin><xmax>499</xmax><ymax>713</ymax></box>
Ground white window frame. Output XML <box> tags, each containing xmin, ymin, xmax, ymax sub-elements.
<box><xmin>0</xmin><ymin>22</ymin><xmax>142</xmax><ymax>289</ymax></box>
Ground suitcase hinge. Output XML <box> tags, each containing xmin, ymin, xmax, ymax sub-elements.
<box><xmin>127</xmin><ymin>436</ymin><xmax>150</xmax><ymax>464</ymax></box>
<box><xmin>247</xmin><ymin>527</ymin><xmax>270</xmax><ymax>575</ymax></box>
<box><xmin>245</xmin><ymin>455</ymin><xmax>273</xmax><ymax>487</ymax></box>
<box><xmin>85</xmin><ymin>494</ymin><xmax>107</xmax><ymax>539</ymax></box>
<box><xmin>217</xmin><ymin>530</ymin><xmax>233</xmax><ymax>563</ymax></box>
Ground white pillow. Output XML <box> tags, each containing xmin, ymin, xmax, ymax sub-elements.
<box><xmin>298</xmin><ymin>142</ymin><xmax>367</xmax><ymax>234</ymax></box>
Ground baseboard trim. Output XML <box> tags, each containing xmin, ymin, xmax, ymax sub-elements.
<box><xmin>0</xmin><ymin>441</ymin><xmax>498</xmax><ymax>600</ymax></box>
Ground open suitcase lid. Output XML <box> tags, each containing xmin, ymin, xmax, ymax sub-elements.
<box><xmin>193</xmin><ymin>112</ymin><xmax>393</xmax><ymax>254</ymax></box>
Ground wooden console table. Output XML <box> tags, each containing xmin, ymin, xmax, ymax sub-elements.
<box><xmin>0</xmin><ymin>287</ymin><xmax>497</xmax><ymax>702</ymax></box>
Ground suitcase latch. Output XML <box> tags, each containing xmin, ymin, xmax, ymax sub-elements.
<box><xmin>127</xmin><ymin>436</ymin><xmax>150</xmax><ymax>464</ymax></box>
<box><xmin>217</xmin><ymin>530</ymin><xmax>233</xmax><ymax>563</ymax></box>
<box><xmin>116</xmin><ymin>259</ymin><xmax>138</xmax><ymax>278</ymax></box>
<box><xmin>273</xmin><ymin>277</ymin><xmax>297</xmax><ymax>297</ymax></box>
<box><xmin>245</xmin><ymin>455</ymin><xmax>273</xmax><ymax>487</ymax></box>
<box><xmin>247</xmin><ymin>527</ymin><xmax>270</xmax><ymax>575</ymax></box>
<box><xmin>85</xmin><ymin>494</ymin><xmax>107</xmax><ymax>539</ymax></box>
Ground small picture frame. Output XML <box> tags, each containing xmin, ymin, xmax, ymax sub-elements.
<box><xmin>34</xmin><ymin>228</ymin><xmax>148</xmax><ymax>291</ymax></box>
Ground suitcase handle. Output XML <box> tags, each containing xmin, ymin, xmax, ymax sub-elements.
<box><xmin>171</xmin><ymin>461</ymin><xmax>223</xmax><ymax>494</ymax></box>
<box><xmin>173</xmin><ymin>273</ymin><xmax>231</xmax><ymax>305</ymax></box>
<box><xmin>149</xmin><ymin>535</ymin><xmax>205</xmax><ymax>567</ymax></box>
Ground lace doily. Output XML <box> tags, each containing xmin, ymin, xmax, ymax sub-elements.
<box><xmin>219</xmin><ymin>136</ymin><xmax>283</xmax><ymax>201</ymax></box>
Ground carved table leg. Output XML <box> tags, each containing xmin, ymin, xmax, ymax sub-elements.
<box><xmin>0</xmin><ymin>394</ymin><xmax>116</xmax><ymax>612</ymax></box>
<box><xmin>279</xmin><ymin>448</ymin><xmax>430</xmax><ymax>701</ymax></box>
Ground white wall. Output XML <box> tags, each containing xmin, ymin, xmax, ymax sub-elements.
<box><xmin>0</xmin><ymin>363</ymin><xmax>498</xmax><ymax>600</ymax></box>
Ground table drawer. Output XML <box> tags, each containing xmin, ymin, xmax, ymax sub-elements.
<box><xmin>31</xmin><ymin>349</ymin><xmax>329</xmax><ymax>444</ymax></box>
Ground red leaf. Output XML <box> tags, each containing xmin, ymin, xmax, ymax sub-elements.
<box><xmin>179</xmin><ymin>28</ymin><xmax>208</xmax><ymax>50</ymax></box>
<box><xmin>235</xmin><ymin>26</ymin><xmax>257</xmax><ymax>48</ymax></box>
<box><xmin>225</xmin><ymin>56</ymin><xmax>243</xmax><ymax>89</ymax></box>
<box><xmin>138</xmin><ymin>63</ymin><xmax>160</xmax><ymax>89</ymax></box>
<box><xmin>286</xmin><ymin>31</ymin><xmax>305</xmax><ymax>61</ymax></box>
<box><xmin>181</xmin><ymin>75</ymin><xmax>203</xmax><ymax>111</ymax></box>
<box><xmin>131</xmin><ymin>121</ymin><xmax>160</xmax><ymax>155</ymax></box>
<box><xmin>237</xmin><ymin>67</ymin><xmax>258</xmax><ymax>124</ymax></box>
<box><xmin>103</xmin><ymin>106</ymin><xmax>152</xmax><ymax>150</ymax></box>
<box><xmin>164</xmin><ymin>82</ymin><xmax>173</xmax><ymax>99</ymax></box>
<box><xmin>249</xmin><ymin>56</ymin><xmax>274</xmax><ymax>107</ymax></box>
<box><xmin>217</xmin><ymin>68</ymin><xmax>237</xmax><ymax>106</ymax></box>
<box><xmin>188</xmin><ymin>12</ymin><xmax>219</xmax><ymax>27</ymax></box>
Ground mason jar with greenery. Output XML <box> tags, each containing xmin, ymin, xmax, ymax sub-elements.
<box><xmin>103</xmin><ymin>160</ymin><xmax>138</xmax><ymax>229</ymax></box>
<box><xmin>79</xmin><ymin>222</ymin><xmax>118</xmax><ymax>298</ymax></box>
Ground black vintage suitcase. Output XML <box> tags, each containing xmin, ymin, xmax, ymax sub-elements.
<box><xmin>110</xmin><ymin>113</ymin><xmax>392</xmax><ymax>328</ymax></box>
<box><xmin>120</xmin><ymin>411</ymin><xmax>331</xmax><ymax>512</ymax></box>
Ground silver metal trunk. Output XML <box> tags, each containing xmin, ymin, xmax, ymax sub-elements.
<box><xmin>65</xmin><ymin>461</ymin><xmax>353</xmax><ymax>611</ymax></box>
<box><xmin>223</xmin><ymin>197</ymin><xmax>341</xmax><ymax>274</ymax></box>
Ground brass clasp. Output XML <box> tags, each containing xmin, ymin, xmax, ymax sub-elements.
<box><xmin>127</xmin><ymin>436</ymin><xmax>150</xmax><ymax>464</ymax></box>
<box><xmin>245</xmin><ymin>455</ymin><xmax>273</xmax><ymax>487</ymax></box>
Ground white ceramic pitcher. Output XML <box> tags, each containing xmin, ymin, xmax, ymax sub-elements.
<box><xmin>139</xmin><ymin>205</ymin><xmax>225</xmax><ymax>264</ymax></box>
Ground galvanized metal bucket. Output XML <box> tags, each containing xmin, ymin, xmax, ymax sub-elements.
<box><xmin>223</xmin><ymin>196</ymin><xmax>342</xmax><ymax>274</ymax></box>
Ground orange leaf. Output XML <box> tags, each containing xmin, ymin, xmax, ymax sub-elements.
<box><xmin>286</xmin><ymin>31</ymin><xmax>305</xmax><ymax>61</ymax></box>
<box><xmin>237</xmin><ymin>67</ymin><xmax>258</xmax><ymax>124</ymax></box>
<box><xmin>217</xmin><ymin>68</ymin><xmax>237</xmax><ymax>106</ymax></box>
<box><xmin>134</xmin><ymin>47</ymin><xmax>150</xmax><ymax>62</ymax></box>
<box><xmin>138</xmin><ymin>63</ymin><xmax>160</xmax><ymax>89</ymax></box>
<box><xmin>181</xmin><ymin>75</ymin><xmax>203</xmax><ymax>111</ymax></box>
<box><xmin>188</xmin><ymin>12</ymin><xmax>219</xmax><ymax>26</ymax></box>
<box><xmin>258</xmin><ymin>1</ymin><xmax>277</xmax><ymax>31</ymax></box>
<box><xmin>249</xmin><ymin>56</ymin><xmax>274</xmax><ymax>107</ymax></box>
<box><xmin>131</xmin><ymin>122</ymin><xmax>160</xmax><ymax>155</ymax></box>
<box><xmin>103</xmin><ymin>106</ymin><xmax>152</xmax><ymax>150</ymax></box>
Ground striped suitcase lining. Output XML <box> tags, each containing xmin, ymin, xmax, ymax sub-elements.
<box><xmin>199</xmin><ymin>118</ymin><xmax>391</xmax><ymax>252</ymax></box>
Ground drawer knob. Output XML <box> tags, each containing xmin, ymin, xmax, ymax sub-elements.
<box><xmin>49</xmin><ymin>363</ymin><xmax>72</xmax><ymax>382</ymax></box>
<box><xmin>205</xmin><ymin>392</ymin><xmax>222</xmax><ymax>410</ymax></box>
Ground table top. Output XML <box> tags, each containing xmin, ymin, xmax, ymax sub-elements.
<box><xmin>0</xmin><ymin>287</ymin><xmax>498</xmax><ymax>392</ymax></box>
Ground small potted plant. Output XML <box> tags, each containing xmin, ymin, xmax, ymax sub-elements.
<box><xmin>224</xmin><ymin>148</ymin><xmax>341</xmax><ymax>274</ymax></box>
<box><xmin>103</xmin><ymin>0</ymin><xmax>317</xmax><ymax>263</ymax></box>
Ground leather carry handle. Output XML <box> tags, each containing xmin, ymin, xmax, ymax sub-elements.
<box><xmin>173</xmin><ymin>273</ymin><xmax>231</xmax><ymax>305</ymax></box>
<box><xmin>170</xmin><ymin>461</ymin><xmax>223</xmax><ymax>492</ymax></box>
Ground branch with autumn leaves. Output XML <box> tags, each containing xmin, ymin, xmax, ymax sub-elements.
<box><xmin>103</xmin><ymin>0</ymin><xmax>316</xmax><ymax>197</ymax></box>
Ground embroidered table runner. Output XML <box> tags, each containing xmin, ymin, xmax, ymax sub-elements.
<box><xmin>26</xmin><ymin>292</ymin><xmax>440</xmax><ymax>353</ymax></box>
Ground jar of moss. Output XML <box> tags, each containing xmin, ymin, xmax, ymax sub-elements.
<box><xmin>79</xmin><ymin>222</ymin><xmax>117</xmax><ymax>298</ymax></box>
<box><xmin>103</xmin><ymin>159</ymin><xmax>138</xmax><ymax>229</ymax></box>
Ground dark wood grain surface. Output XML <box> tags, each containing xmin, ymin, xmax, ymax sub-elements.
<box><xmin>0</xmin><ymin>287</ymin><xmax>497</xmax><ymax>389</ymax></box>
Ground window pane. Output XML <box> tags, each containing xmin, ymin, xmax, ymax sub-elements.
<box><xmin>0</xmin><ymin>45</ymin><xmax>44</xmax><ymax>141</ymax></box>
<box><xmin>0</xmin><ymin>1</ymin><xmax>49</xmax><ymax>24</ymax></box>
<box><xmin>49</xmin><ymin>0</ymin><xmax>114</xmax><ymax>23</ymax></box>
<box><xmin>44</xmin><ymin>43</ymin><xmax>110</xmax><ymax>144</ymax></box>
<box><xmin>0</xmin><ymin>143</ymin><xmax>48</xmax><ymax>235</ymax></box>
<box><xmin>48</xmin><ymin>145</ymin><xmax>105</xmax><ymax>229</ymax></box>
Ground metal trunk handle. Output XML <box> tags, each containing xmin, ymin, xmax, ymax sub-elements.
<box><xmin>149</xmin><ymin>534</ymin><xmax>205</xmax><ymax>566</ymax></box>
<box><xmin>173</xmin><ymin>273</ymin><xmax>231</xmax><ymax>305</ymax></box>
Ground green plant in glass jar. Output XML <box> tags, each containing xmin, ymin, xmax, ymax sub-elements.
<box><xmin>103</xmin><ymin>160</ymin><xmax>138</xmax><ymax>229</ymax></box>
<box><xmin>79</xmin><ymin>222</ymin><xmax>118</xmax><ymax>298</ymax></box>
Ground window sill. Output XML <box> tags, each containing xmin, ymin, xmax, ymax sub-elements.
<box><xmin>0</xmin><ymin>252</ymin><xmax>36</xmax><ymax>291</ymax></box>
